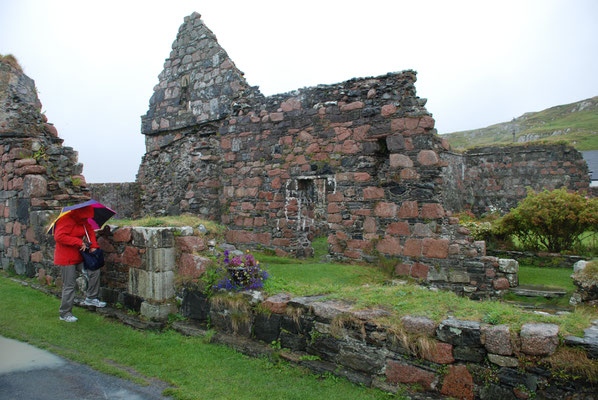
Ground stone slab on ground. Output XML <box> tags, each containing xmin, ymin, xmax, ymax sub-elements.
<box><xmin>510</xmin><ymin>285</ymin><xmax>567</xmax><ymax>298</ymax></box>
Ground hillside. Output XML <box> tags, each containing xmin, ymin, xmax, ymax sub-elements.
<box><xmin>442</xmin><ymin>96</ymin><xmax>598</xmax><ymax>151</ymax></box>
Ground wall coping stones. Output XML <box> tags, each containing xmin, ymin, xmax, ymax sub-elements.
<box><xmin>520</xmin><ymin>323</ymin><xmax>559</xmax><ymax>356</ymax></box>
<box><xmin>436</xmin><ymin>318</ymin><xmax>481</xmax><ymax>347</ymax></box>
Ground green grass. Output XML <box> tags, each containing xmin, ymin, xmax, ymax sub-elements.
<box><xmin>503</xmin><ymin>264</ymin><xmax>577</xmax><ymax>308</ymax></box>
<box><xmin>517</xmin><ymin>265</ymin><xmax>577</xmax><ymax>292</ymax></box>
<box><xmin>0</xmin><ymin>276</ymin><xmax>394</xmax><ymax>400</ymax></box>
<box><xmin>113</xmin><ymin>214</ymin><xmax>226</xmax><ymax>234</ymax></box>
<box><xmin>264</xmin><ymin>262</ymin><xmax>387</xmax><ymax>297</ymax></box>
<box><xmin>251</xmin><ymin>252</ymin><xmax>597</xmax><ymax>336</ymax></box>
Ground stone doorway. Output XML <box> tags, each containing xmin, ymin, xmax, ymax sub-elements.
<box><xmin>285</xmin><ymin>175</ymin><xmax>335</xmax><ymax>257</ymax></box>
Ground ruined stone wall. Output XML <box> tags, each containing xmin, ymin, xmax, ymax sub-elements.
<box><xmin>0</xmin><ymin>60</ymin><xmax>90</xmax><ymax>278</ymax></box>
<box><xmin>136</xmin><ymin>13</ymin><xmax>517</xmax><ymax>298</ymax></box>
<box><xmin>88</xmin><ymin>182</ymin><xmax>141</xmax><ymax>219</ymax></box>
<box><xmin>458</xmin><ymin>144</ymin><xmax>590</xmax><ymax>215</ymax></box>
<box><xmin>95</xmin><ymin>225</ymin><xmax>210</xmax><ymax>320</ymax></box>
<box><xmin>177</xmin><ymin>290</ymin><xmax>598</xmax><ymax>399</ymax></box>
<box><xmin>137</xmin><ymin>11</ymin><xmax>262</xmax><ymax>218</ymax></box>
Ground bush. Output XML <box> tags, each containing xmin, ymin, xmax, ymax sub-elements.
<box><xmin>499</xmin><ymin>188</ymin><xmax>598</xmax><ymax>253</ymax></box>
<box><xmin>456</xmin><ymin>210</ymin><xmax>508</xmax><ymax>246</ymax></box>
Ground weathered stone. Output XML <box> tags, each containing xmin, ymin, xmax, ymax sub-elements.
<box><xmin>498</xmin><ymin>259</ymin><xmax>519</xmax><ymax>274</ymax></box>
<box><xmin>488</xmin><ymin>354</ymin><xmax>519</xmax><ymax>368</ymax></box>
<box><xmin>262</xmin><ymin>293</ymin><xmax>291</xmax><ymax>314</ymax></box>
<box><xmin>145</xmin><ymin>247</ymin><xmax>176</xmax><ymax>272</ymax></box>
<box><xmin>425</xmin><ymin>342</ymin><xmax>454</xmax><ymax>364</ymax></box>
<box><xmin>308</xmin><ymin>332</ymin><xmax>341</xmax><ymax>360</ymax></box>
<box><xmin>437</xmin><ymin>319</ymin><xmax>481</xmax><ymax>347</ymax></box>
<box><xmin>376</xmin><ymin>236</ymin><xmax>402</xmax><ymax>256</ymax></box>
<box><xmin>385</xmin><ymin>359</ymin><xmax>437</xmax><ymax>390</ymax></box>
<box><xmin>140</xmin><ymin>301</ymin><xmax>177</xmax><ymax>321</ymax></box>
<box><xmin>401</xmin><ymin>315</ymin><xmax>437</xmax><ymax>336</ymax></box>
<box><xmin>123</xmin><ymin>246</ymin><xmax>142</xmax><ymax>267</ymax></box>
<box><xmin>131</xmin><ymin>227</ymin><xmax>175</xmax><ymax>248</ymax></box>
<box><xmin>181</xmin><ymin>289</ymin><xmax>210</xmax><ymax>321</ymax></box>
<box><xmin>23</xmin><ymin>175</ymin><xmax>47</xmax><ymax>198</ymax></box>
<box><xmin>112</xmin><ymin>227</ymin><xmax>132</xmax><ymax>242</ymax></box>
<box><xmin>178</xmin><ymin>253</ymin><xmax>209</xmax><ymax>278</ymax></box>
<box><xmin>311</xmin><ymin>300</ymin><xmax>354</xmax><ymax>321</ymax></box>
<box><xmin>422</xmin><ymin>238</ymin><xmax>449</xmax><ymax>259</ymax></box>
<box><xmin>253</xmin><ymin>313</ymin><xmax>281</xmax><ymax>344</ymax></box>
<box><xmin>373</xmin><ymin>202</ymin><xmax>396</xmax><ymax>218</ymax></box>
<box><xmin>389</xmin><ymin>154</ymin><xmax>413</xmax><ymax>168</ymax></box>
<box><xmin>420</xmin><ymin>203</ymin><xmax>445</xmax><ymax>219</ymax></box>
<box><xmin>497</xmin><ymin>368</ymin><xmax>537</xmax><ymax>392</ymax></box>
<box><xmin>386</xmin><ymin>135</ymin><xmax>405</xmax><ymax>152</ymax></box>
<box><xmin>520</xmin><ymin>323</ymin><xmax>559</xmax><ymax>356</ymax></box>
<box><xmin>493</xmin><ymin>277</ymin><xmax>510</xmax><ymax>290</ymax></box>
<box><xmin>338</xmin><ymin>343</ymin><xmax>385</xmax><ymax>374</ymax></box>
<box><xmin>280</xmin><ymin>330</ymin><xmax>307</xmax><ymax>351</ymax></box>
<box><xmin>175</xmin><ymin>235</ymin><xmax>206</xmax><ymax>252</ymax></box>
<box><xmin>417</xmin><ymin>150</ymin><xmax>439</xmax><ymax>166</ymax></box>
<box><xmin>128</xmin><ymin>268</ymin><xmax>175</xmax><ymax>301</ymax></box>
<box><xmin>440</xmin><ymin>365</ymin><xmax>474</xmax><ymax>400</ymax></box>
<box><xmin>482</xmin><ymin>324</ymin><xmax>513</xmax><ymax>356</ymax></box>
<box><xmin>453</xmin><ymin>345</ymin><xmax>486</xmax><ymax>362</ymax></box>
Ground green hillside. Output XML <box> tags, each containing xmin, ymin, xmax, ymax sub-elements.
<box><xmin>442</xmin><ymin>96</ymin><xmax>598</xmax><ymax>151</ymax></box>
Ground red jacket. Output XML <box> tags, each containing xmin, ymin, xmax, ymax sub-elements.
<box><xmin>53</xmin><ymin>206</ymin><xmax>99</xmax><ymax>265</ymax></box>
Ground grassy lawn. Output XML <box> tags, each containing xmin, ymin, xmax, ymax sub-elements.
<box><xmin>255</xmin><ymin>252</ymin><xmax>597</xmax><ymax>336</ymax></box>
<box><xmin>503</xmin><ymin>264</ymin><xmax>578</xmax><ymax>308</ymax></box>
<box><xmin>0</xmin><ymin>275</ymin><xmax>395</xmax><ymax>400</ymax></box>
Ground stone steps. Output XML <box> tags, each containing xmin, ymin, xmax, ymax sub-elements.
<box><xmin>509</xmin><ymin>284</ymin><xmax>567</xmax><ymax>298</ymax></box>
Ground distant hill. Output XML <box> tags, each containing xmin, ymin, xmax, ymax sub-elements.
<box><xmin>441</xmin><ymin>96</ymin><xmax>598</xmax><ymax>151</ymax></box>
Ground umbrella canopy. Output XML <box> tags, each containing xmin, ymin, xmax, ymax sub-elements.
<box><xmin>47</xmin><ymin>199</ymin><xmax>116</xmax><ymax>234</ymax></box>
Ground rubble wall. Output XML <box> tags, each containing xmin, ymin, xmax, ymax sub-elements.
<box><xmin>136</xmin><ymin>12</ymin><xmax>521</xmax><ymax>297</ymax></box>
<box><xmin>176</xmin><ymin>290</ymin><xmax>598</xmax><ymax>399</ymax></box>
<box><xmin>458</xmin><ymin>144</ymin><xmax>590</xmax><ymax>215</ymax></box>
<box><xmin>0</xmin><ymin>59</ymin><xmax>91</xmax><ymax>279</ymax></box>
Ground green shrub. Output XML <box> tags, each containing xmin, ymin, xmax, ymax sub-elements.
<box><xmin>499</xmin><ymin>188</ymin><xmax>598</xmax><ymax>253</ymax></box>
<box><xmin>456</xmin><ymin>211</ymin><xmax>509</xmax><ymax>247</ymax></box>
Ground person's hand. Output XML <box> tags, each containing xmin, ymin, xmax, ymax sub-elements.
<box><xmin>90</xmin><ymin>248</ymin><xmax>97</xmax><ymax>253</ymax></box>
<box><xmin>80</xmin><ymin>243</ymin><xmax>87</xmax><ymax>251</ymax></box>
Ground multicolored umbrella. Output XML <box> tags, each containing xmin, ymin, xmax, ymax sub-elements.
<box><xmin>47</xmin><ymin>199</ymin><xmax>116</xmax><ymax>234</ymax></box>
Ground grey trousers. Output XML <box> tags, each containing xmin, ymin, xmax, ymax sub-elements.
<box><xmin>59</xmin><ymin>262</ymin><xmax>101</xmax><ymax>317</ymax></box>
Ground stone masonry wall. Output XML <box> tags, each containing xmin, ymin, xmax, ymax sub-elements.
<box><xmin>0</xmin><ymin>60</ymin><xmax>91</xmax><ymax>279</ymax></box>
<box><xmin>94</xmin><ymin>225</ymin><xmax>210</xmax><ymax>320</ymax></box>
<box><xmin>454</xmin><ymin>144</ymin><xmax>590</xmax><ymax>215</ymax></box>
<box><xmin>177</xmin><ymin>289</ymin><xmax>598</xmax><ymax>399</ymax></box>
<box><xmin>88</xmin><ymin>182</ymin><xmax>141</xmax><ymax>219</ymax></box>
<box><xmin>136</xmin><ymin>12</ymin><xmax>523</xmax><ymax>298</ymax></box>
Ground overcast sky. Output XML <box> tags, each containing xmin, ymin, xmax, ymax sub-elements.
<box><xmin>1</xmin><ymin>0</ymin><xmax>597</xmax><ymax>183</ymax></box>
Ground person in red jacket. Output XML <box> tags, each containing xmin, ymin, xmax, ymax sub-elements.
<box><xmin>54</xmin><ymin>205</ymin><xmax>106</xmax><ymax>322</ymax></box>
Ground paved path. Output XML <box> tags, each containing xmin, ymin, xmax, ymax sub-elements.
<box><xmin>0</xmin><ymin>336</ymin><xmax>171</xmax><ymax>400</ymax></box>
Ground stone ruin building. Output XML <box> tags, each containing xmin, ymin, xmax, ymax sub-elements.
<box><xmin>2</xmin><ymin>13</ymin><xmax>598</xmax><ymax>399</ymax></box>
<box><xmin>132</xmin><ymin>12</ymin><xmax>589</xmax><ymax>294</ymax></box>
<box><xmin>1</xmin><ymin>12</ymin><xmax>592</xmax><ymax>300</ymax></box>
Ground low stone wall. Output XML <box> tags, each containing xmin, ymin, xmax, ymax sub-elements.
<box><xmin>95</xmin><ymin>225</ymin><xmax>210</xmax><ymax>320</ymax></box>
<box><xmin>178</xmin><ymin>289</ymin><xmax>598</xmax><ymax>399</ymax></box>
<box><xmin>488</xmin><ymin>249</ymin><xmax>588</xmax><ymax>269</ymax></box>
<box><xmin>88</xmin><ymin>182</ymin><xmax>141</xmax><ymax>219</ymax></box>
